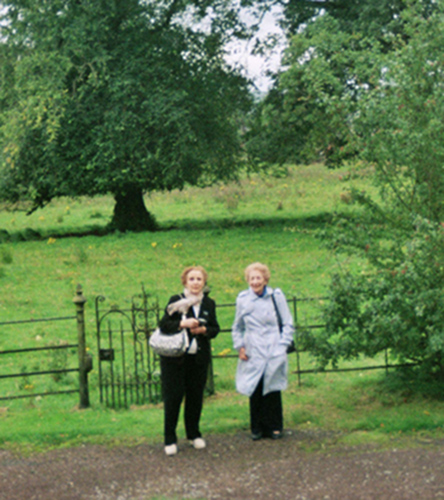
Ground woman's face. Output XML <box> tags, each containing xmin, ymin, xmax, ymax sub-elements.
<box><xmin>248</xmin><ymin>269</ymin><xmax>267</xmax><ymax>295</ymax></box>
<box><xmin>185</xmin><ymin>270</ymin><xmax>205</xmax><ymax>295</ymax></box>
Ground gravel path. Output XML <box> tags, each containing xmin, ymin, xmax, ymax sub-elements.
<box><xmin>1</xmin><ymin>430</ymin><xmax>444</xmax><ymax>500</ymax></box>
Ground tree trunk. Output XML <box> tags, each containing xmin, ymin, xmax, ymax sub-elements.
<box><xmin>110</xmin><ymin>186</ymin><xmax>157</xmax><ymax>232</ymax></box>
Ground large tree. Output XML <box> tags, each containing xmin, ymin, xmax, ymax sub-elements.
<box><xmin>0</xmin><ymin>0</ymin><xmax>251</xmax><ymax>231</ymax></box>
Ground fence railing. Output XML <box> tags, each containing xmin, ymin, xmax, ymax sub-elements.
<box><xmin>1</xmin><ymin>288</ymin><xmax>417</xmax><ymax>407</ymax></box>
<box><xmin>0</xmin><ymin>285</ymin><xmax>91</xmax><ymax>407</ymax></box>
<box><xmin>210</xmin><ymin>296</ymin><xmax>415</xmax><ymax>388</ymax></box>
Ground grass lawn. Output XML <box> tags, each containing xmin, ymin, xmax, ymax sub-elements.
<box><xmin>1</xmin><ymin>163</ymin><xmax>444</xmax><ymax>453</ymax></box>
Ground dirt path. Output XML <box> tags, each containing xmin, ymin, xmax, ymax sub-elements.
<box><xmin>1</xmin><ymin>430</ymin><xmax>444</xmax><ymax>500</ymax></box>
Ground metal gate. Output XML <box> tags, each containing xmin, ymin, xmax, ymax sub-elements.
<box><xmin>95</xmin><ymin>287</ymin><xmax>161</xmax><ymax>408</ymax></box>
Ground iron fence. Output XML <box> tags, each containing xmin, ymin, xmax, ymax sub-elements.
<box><xmin>1</xmin><ymin>288</ymin><xmax>417</xmax><ymax>409</ymax></box>
<box><xmin>0</xmin><ymin>286</ymin><xmax>91</xmax><ymax>407</ymax></box>
<box><xmin>210</xmin><ymin>296</ymin><xmax>415</xmax><ymax>387</ymax></box>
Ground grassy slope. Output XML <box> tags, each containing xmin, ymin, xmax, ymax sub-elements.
<box><xmin>0</xmin><ymin>164</ymin><xmax>443</xmax><ymax>452</ymax></box>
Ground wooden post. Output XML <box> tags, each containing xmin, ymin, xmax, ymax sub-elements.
<box><xmin>74</xmin><ymin>284</ymin><xmax>90</xmax><ymax>408</ymax></box>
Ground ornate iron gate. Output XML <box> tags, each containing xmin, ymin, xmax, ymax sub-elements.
<box><xmin>95</xmin><ymin>287</ymin><xmax>161</xmax><ymax>408</ymax></box>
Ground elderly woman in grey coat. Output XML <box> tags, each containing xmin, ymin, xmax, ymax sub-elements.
<box><xmin>232</xmin><ymin>262</ymin><xmax>294</xmax><ymax>440</ymax></box>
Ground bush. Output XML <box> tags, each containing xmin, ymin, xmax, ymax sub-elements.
<box><xmin>311</xmin><ymin>218</ymin><xmax>444</xmax><ymax>380</ymax></box>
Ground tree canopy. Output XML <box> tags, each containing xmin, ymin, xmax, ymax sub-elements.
<box><xmin>245</xmin><ymin>0</ymin><xmax>438</xmax><ymax>167</ymax></box>
<box><xmin>298</xmin><ymin>1</ymin><xmax>444</xmax><ymax>381</ymax></box>
<box><xmin>0</xmin><ymin>0</ymin><xmax>251</xmax><ymax>231</ymax></box>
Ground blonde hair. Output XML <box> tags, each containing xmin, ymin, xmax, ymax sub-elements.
<box><xmin>244</xmin><ymin>262</ymin><xmax>271</xmax><ymax>283</ymax></box>
<box><xmin>181</xmin><ymin>266</ymin><xmax>208</xmax><ymax>286</ymax></box>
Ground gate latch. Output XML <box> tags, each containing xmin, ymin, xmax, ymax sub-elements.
<box><xmin>99</xmin><ymin>348</ymin><xmax>115</xmax><ymax>362</ymax></box>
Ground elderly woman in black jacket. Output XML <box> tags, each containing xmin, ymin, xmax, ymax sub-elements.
<box><xmin>158</xmin><ymin>265</ymin><xmax>220</xmax><ymax>456</ymax></box>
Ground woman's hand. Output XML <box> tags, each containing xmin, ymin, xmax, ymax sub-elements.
<box><xmin>238</xmin><ymin>347</ymin><xmax>248</xmax><ymax>361</ymax></box>
<box><xmin>190</xmin><ymin>325</ymin><xmax>207</xmax><ymax>335</ymax></box>
<box><xmin>181</xmin><ymin>318</ymin><xmax>207</xmax><ymax>335</ymax></box>
<box><xmin>181</xmin><ymin>317</ymin><xmax>200</xmax><ymax>329</ymax></box>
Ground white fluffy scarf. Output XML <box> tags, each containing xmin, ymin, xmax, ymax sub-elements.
<box><xmin>166</xmin><ymin>288</ymin><xmax>203</xmax><ymax>316</ymax></box>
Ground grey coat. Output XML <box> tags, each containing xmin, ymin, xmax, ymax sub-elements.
<box><xmin>232</xmin><ymin>286</ymin><xmax>294</xmax><ymax>397</ymax></box>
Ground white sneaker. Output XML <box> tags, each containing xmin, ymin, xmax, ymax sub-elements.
<box><xmin>190</xmin><ymin>437</ymin><xmax>206</xmax><ymax>450</ymax></box>
<box><xmin>164</xmin><ymin>444</ymin><xmax>178</xmax><ymax>456</ymax></box>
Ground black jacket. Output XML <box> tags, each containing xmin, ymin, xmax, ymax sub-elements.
<box><xmin>158</xmin><ymin>293</ymin><xmax>220</xmax><ymax>363</ymax></box>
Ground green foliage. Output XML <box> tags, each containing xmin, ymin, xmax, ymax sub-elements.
<box><xmin>281</xmin><ymin>0</ymin><xmax>433</xmax><ymax>39</ymax></box>
<box><xmin>246</xmin><ymin>0</ymin><xmax>438</xmax><ymax>168</ymax></box>
<box><xmin>246</xmin><ymin>13</ymin><xmax>372</xmax><ymax>165</ymax></box>
<box><xmin>316</xmin><ymin>218</ymin><xmax>444</xmax><ymax>374</ymax></box>
<box><xmin>291</xmin><ymin>3</ymin><xmax>444</xmax><ymax>382</ymax></box>
<box><xmin>356</xmin><ymin>3</ymin><xmax>444</xmax><ymax>224</ymax></box>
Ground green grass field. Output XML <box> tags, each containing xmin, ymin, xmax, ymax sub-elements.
<box><xmin>1</xmin><ymin>163</ymin><xmax>443</xmax><ymax>453</ymax></box>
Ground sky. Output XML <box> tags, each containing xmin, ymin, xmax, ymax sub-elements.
<box><xmin>225</xmin><ymin>6</ymin><xmax>287</xmax><ymax>92</ymax></box>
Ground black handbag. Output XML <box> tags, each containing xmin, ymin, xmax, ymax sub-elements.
<box><xmin>271</xmin><ymin>293</ymin><xmax>296</xmax><ymax>354</ymax></box>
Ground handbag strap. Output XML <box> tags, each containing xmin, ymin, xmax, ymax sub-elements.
<box><xmin>271</xmin><ymin>293</ymin><xmax>283</xmax><ymax>334</ymax></box>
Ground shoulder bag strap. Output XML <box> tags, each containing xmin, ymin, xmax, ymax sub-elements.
<box><xmin>271</xmin><ymin>293</ymin><xmax>283</xmax><ymax>334</ymax></box>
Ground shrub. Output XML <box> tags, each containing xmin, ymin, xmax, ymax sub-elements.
<box><xmin>311</xmin><ymin>218</ymin><xmax>444</xmax><ymax>380</ymax></box>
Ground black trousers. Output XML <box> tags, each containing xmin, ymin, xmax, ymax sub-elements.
<box><xmin>160</xmin><ymin>354</ymin><xmax>209</xmax><ymax>445</ymax></box>
<box><xmin>249</xmin><ymin>376</ymin><xmax>283</xmax><ymax>436</ymax></box>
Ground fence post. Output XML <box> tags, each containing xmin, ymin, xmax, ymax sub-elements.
<box><xmin>206</xmin><ymin>350</ymin><xmax>215</xmax><ymax>396</ymax></box>
<box><xmin>74</xmin><ymin>284</ymin><xmax>90</xmax><ymax>408</ymax></box>
<box><xmin>292</xmin><ymin>296</ymin><xmax>302</xmax><ymax>387</ymax></box>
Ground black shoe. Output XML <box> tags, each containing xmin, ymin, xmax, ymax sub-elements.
<box><xmin>271</xmin><ymin>430</ymin><xmax>283</xmax><ymax>440</ymax></box>
<box><xmin>251</xmin><ymin>432</ymin><xmax>263</xmax><ymax>441</ymax></box>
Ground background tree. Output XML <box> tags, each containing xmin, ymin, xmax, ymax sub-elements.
<box><xmin>303</xmin><ymin>2</ymin><xmax>444</xmax><ymax>381</ymax></box>
<box><xmin>245</xmin><ymin>0</ymin><xmax>437</xmax><ymax>167</ymax></box>
<box><xmin>0</xmin><ymin>0</ymin><xmax>251</xmax><ymax>231</ymax></box>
